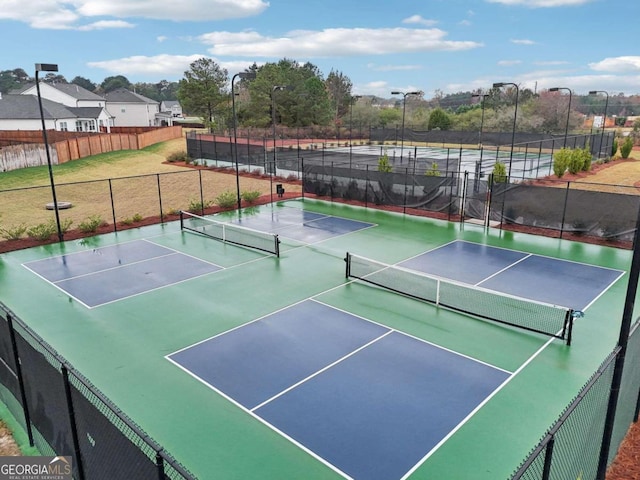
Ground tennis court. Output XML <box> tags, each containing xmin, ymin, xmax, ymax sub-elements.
<box><xmin>0</xmin><ymin>198</ymin><xmax>632</xmax><ymax>479</ymax></box>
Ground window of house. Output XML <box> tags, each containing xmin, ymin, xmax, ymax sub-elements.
<box><xmin>88</xmin><ymin>120</ymin><xmax>96</xmax><ymax>131</ymax></box>
<box><xmin>75</xmin><ymin>121</ymin><xmax>83</xmax><ymax>132</ymax></box>
<box><xmin>60</xmin><ymin>122</ymin><xmax>68</xmax><ymax>132</ymax></box>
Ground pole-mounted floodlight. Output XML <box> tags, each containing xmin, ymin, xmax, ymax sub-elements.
<box><xmin>550</xmin><ymin>87</ymin><xmax>573</xmax><ymax>148</ymax></box>
<box><xmin>492</xmin><ymin>82</ymin><xmax>519</xmax><ymax>179</ymax></box>
<box><xmin>35</xmin><ymin>62</ymin><xmax>63</xmax><ymax>242</ymax></box>
<box><xmin>349</xmin><ymin>95</ymin><xmax>362</xmax><ymax>170</ymax></box>
<box><xmin>471</xmin><ymin>93</ymin><xmax>489</xmax><ymax>148</ymax></box>
<box><xmin>231</xmin><ymin>71</ymin><xmax>256</xmax><ymax>211</ymax></box>
<box><xmin>271</xmin><ymin>85</ymin><xmax>292</xmax><ymax>176</ymax></box>
<box><xmin>589</xmin><ymin>90</ymin><xmax>610</xmax><ymax>160</ymax></box>
<box><xmin>390</xmin><ymin>90</ymin><xmax>422</xmax><ymax>162</ymax></box>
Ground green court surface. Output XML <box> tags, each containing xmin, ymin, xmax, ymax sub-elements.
<box><xmin>0</xmin><ymin>198</ymin><xmax>634</xmax><ymax>479</ymax></box>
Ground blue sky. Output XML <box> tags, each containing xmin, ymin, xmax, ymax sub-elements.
<box><xmin>1</xmin><ymin>0</ymin><xmax>639</xmax><ymax>98</ymax></box>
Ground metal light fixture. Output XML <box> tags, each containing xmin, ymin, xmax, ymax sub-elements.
<box><xmin>471</xmin><ymin>93</ymin><xmax>489</xmax><ymax>148</ymax></box>
<box><xmin>589</xmin><ymin>90</ymin><xmax>609</xmax><ymax>159</ymax></box>
<box><xmin>550</xmin><ymin>87</ymin><xmax>573</xmax><ymax>148</ymax></box>
<box><xmin>35</xmin><ymin>63</ymin><xmax>63</xmax><ymax>242</ymax></box>
<box><xmin>492</xmin><ymin>82</ymin><xmax>519</xmax><ymax>178</ymax></box>
<box><xmin>231</xmin><ymin>71</ymin><xmax>256</xmax><ymax>211</ymax></box>
<box><xmin>390</xmin><ymin>90</ymin><xmax>422</xmax><ymax>162</ymax></box>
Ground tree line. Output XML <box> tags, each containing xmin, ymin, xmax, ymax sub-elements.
<box><xmin>1</xmin><ymin>59</ymin><xmax>640</xmax><ymax>135</ymax></box>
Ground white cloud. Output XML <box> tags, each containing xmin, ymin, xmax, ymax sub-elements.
<box><xmin>511</xmin><ymin>39</ymin><xmax>536</xmax><ymax>45</ymax></box>
<box><xmin>589</xmin><ymin>56</ymin><xmax>640</xmax><ymax>73</ymax></box>
<box><xmin>458</xmin><ymin>20</ymin><xmax>472</xmax><ymax>26</ymax></box>
<box><xmin>0</xmin><ymin>0</ymin><xmax>268</xmax><ymax>29</ymax></box>
<box><xmin>485</xmin><ymin>0</ymin><xmax>594</xmax><ymax>7</ymax></box>
<box><xmin>87</xmin><ymin>54</ymin><xmax>261</xmax><ymax>79</ymax></box>
<box><xmin>402</xmin><ymin>15</ymin><xmax>438</xmax><ymax>27</ymax></box>
<box><xmin>200</xmin><ymin>28</ymin><xmax>482</xmax><ymax>57</ymax></box>
<box><xmin>157</xmin><ymin>36</ymin><xmax>168</xmax><ymax>43</ymax></box>
<box><xmin>498</xmin><ymin>60</ymin><xmax>523</xmax><ymax>66</ymax></box>
<box><xmin>77</xmin><ymin>20</ymin><xmax>135</xmax><ymax>31</ymax></box>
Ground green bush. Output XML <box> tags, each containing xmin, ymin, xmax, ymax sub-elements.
<box><xmin>620</xmin><ymin>136</ymin><xmax>633</xmax><ymax>159</ymax></box>
<box><xmin>553</xmin><ymin>148</ymin><xmax>572</xmax><ymax>178</ymax></box>
<box><xmin>187</xmin><ymin>198</ymin><xmax>213</xmax><ymax>213</ymax></box>
<box><xmin>612</xmin><ymin>138</ymin><xmax>619</xmax><ymax>157</ymax></box>
<box><xmin>166</xmin><ymin>150</ymin><xmax>190</xmax><ymax>163</ymax></box>
<box><xmin>492</xmin><ymin>161</ymin><xmax>507</xmax><ymax>183</ymax></box>
<box><xmin>241</xmin><ymin>190</ymin><xmax>261</xmax><ymax>204</ymax></box>
<box><xmin>0</xmin><ymin>224</ymin><xmax>27</xmax><ymax>240</ymax></box>
<box><xmin>378</xmin><ymin>150</ymin><xmax>392</xmax><ymax>172</ymax></box>
<box><xmin>425</xmin><ymin>162</ymin><xmax>440</xmax><ymax>177</ymax></box>
<box><xmin>580</xmin><ymin>147</ymin><xmax>592</xmax><ymax>172</ymax></box>
<box><xmin>568</xmin><ymin>149</ymin><xmax>587</xmax><ymax>174</ymax></box>
<box><xmin>78</xmin><ymin>215</ymin><xmax>105</xmax><ymax>233</ymax></box>
<box><xmin>27</xmin><ymin>221</ymin><xmax>57</xmax><ymax>241</ymax></box>
<box><xmin>215</xmin><ymin>191</ymin><xmax>237</xmax><ymax>209</ymax></box>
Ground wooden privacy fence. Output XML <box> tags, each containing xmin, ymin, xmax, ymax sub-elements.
<box><xmin>0</xmin><ymin>126</ymin><xmax>182</xmax><ymax>172</ymax></box>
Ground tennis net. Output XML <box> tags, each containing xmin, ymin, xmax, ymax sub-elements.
<box><xmin>180</xmin><ymin>211</ymin><xmax>280</xmax><ymax>257</ymax></box>
<box><xmin>345</xmin><ymin>252</ymin><xmax>575</xmax><ymax>344</ymax></box>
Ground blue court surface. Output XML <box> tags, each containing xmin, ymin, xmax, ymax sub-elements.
<box><xmin>232</xmin><ymin>207</ymin><xmax>376</xmax><ymax>243</ymax></box>
<box><xmin>398</xmin><ymin>240</ymin><xmax>624</xmax><ymax>311</ymax></box>
<box><xmin>168</xmin><ymin>300</ymin><xmax>511</xmax><ymax>480</ymax></box>
<box><xmin>23</xmin><ymin>239</ymin><xmax>221</xmax><ymax>308</ymax></box>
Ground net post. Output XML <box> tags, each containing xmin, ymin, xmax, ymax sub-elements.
<box><xmin>179</xmin><ymin>210</ymin><xmax>184</xmax><ymax>231</ymax></box>
<box><xmin>565</xmin><ymin>309</ymin><xmax>574</xmax><ymax>346</ymax></box>
<box><xmin>275</xmin><ymin>235</ymin><xmax>280</xmax><ymax>258</ymax></box>
<box><xmin>345</xmin><ymin>252</ymin><xmax>351</xmax><ymax>278</ymax></box>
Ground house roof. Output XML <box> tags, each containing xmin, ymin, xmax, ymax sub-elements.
<box><xmin>162</xmin><ymin>100</ymin><xmax>181</xmax><ymax>108</ymax></box>
<box><xmin>0</xmin><ymin>94</ymin><xmax>106</xmax><ymax>120</ymax></box>
<box><xmin>104</xmin><ymin>88</ymin><xmax>159</xmax><ymax>104</ymax></box>
<box><xmin>11</xmin><ymin>82</ymin><xmax>105</xmax><ymax>102</ymax></box>
<box><xmin>50</xmin><ymin>83</ymin><xmax>104</xmax><ymax>101</ymax></box>
<box><xmin>0</xmin><ymin>94</ymin><xmax>73</xmax><ymax>120</ymax></box>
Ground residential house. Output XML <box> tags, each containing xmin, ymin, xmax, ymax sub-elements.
<box><xmin>104</xmin><ymin>88</ymin><xmax>163</xmax><ymax>127</ymax></box>
<box><xmin>161</xmin><ymin>100</ymin><xmax>183</xmax><ymax>118</ymax></box>
<box><xmin>0</xmin><ymin>93</ymin><xmax>112</xmax><ymax>133</ymax></box>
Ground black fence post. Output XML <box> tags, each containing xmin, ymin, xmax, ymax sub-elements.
<box><xmin>541</xmin><ymin>436</ymin><xmax>555</xmax><ymax>480</ymax></box>
<box><xmin>7</xmin><ymin>314</ymin><xmax>34</xmax><ymax>447</ymax></box>
<box><xmin>559</xmin><ymin>181</ymin><xmax>570</xmax><ymax>239</ymax></box>
<box><xmin>198</xmin><ymin>170</ymin><xmax>204</xmax><ymax>216</ymax></box>
<box><xmin>155</xmin><ymin>452</ymin><xmax>166</xmax><ymax>480</ymax></box>
<box><xmin>61</xmin><ymin>365</ymin><xmax>86</xmax><ymax>480</ymax></box>
<box><xmin>108</xmin><ymin>179</ymin><xmax>117</xmax><ymax>233</ymax></box>
<box><xmin>156</xmin><ymin>174</ymin><xmax>164</xmax><ymax>223</ymax></box>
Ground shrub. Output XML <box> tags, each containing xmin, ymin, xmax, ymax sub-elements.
<box><xmin>568</xmin><ymin>149</ymin><xmax>584</xmax><ymax>175</ymax></box>
<box><xmin>0</xmin><ymin>224</ymin><xmax>27</xmax><ymax>240</ymax></box>
<box><xmin>78</xmin><ymin>215</ymin><xmax>105</xmax><ymax>233</ymax></box>
<box><xmin>425</xmin><ymin>162</ymin><xmax>440</xmax><ymax>177</ymax></box>
<box><xmin>27</xmin><ymin>221</ymin><xmax>57</xmax><ymax>241</ymax></box>
<box><xmin>60</xmin><ymin>218</ymin><xmax>74</xmax><ymax>233</ymax></box>
<box><xmin>121</xmin><ymin>213</ymin><xmax>144</xmax><ymax>225</ymax></box>
<box><xmin>166</xmin><ymin>150</ymin><xmax>190</xmax><ymax>163</ymax></box>
<box><xmin>241</xmin><ymin>190</ymin><xmax>261</xmax><ymax>204</ymax></box>
<box><xmin>378</xmin><ymin>149</ymin><xmax>392</xmax><ymax>172</ymax></box>
<box><xmin>187</xmin><ymin>198</ymin><xmax>213</xmax><ymax>213</ymax></box>
<box><xmin>612</xmin><ymin>137</ymin><xmax>619</xmax><ymax>157</ymax></box>
<box><xmin>553</xmin><ymin>148</ymin><xmax>572</xmax><ymax>178</ymax></box>
<box><xmin>492</xmin><ymin>161</ymin><xmax>507</xmax><ymax>183</ymax></box>
<box><xmin>620</xmin><ymin>136</ymin><xmax>633</xmax><ymax>159</ymax></box>
<box><xmin>215</xmin><ymin>191</ymin><xmax>237</xmax><ymax>209</ymax></box>
<box><xmin>580</xmin><ymin>147</ymin><xmax>592</xmax><ymax>172</ymax></box>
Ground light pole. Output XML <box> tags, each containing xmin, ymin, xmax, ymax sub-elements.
<box><xmin>391</xmin><ymin>90</ymin><xmax>421</xmax><ymax>162</ymax></box>
<box><xmin>35</xmin><ymin>63</ymin><xmax>63</xmax><ymax>242</ymax></box>
<box><xmin>589</xmin><ymin>90</ymin><xmax>610</xmax><ymax>159</ymax></box>
<box><xmin>231</xmin><ymin>71</ymin><xmax>256</xmax><ymax>211</ymax></box>
<box><xmin>492</xmin><ymin>82</ymin><xmax>519</xmax><ymax>179</ymax></box>
<box><xmin>349</xmin><ymin>95</ymin><xmax>362</xmax><ymax>170</ymax></box>
<box><xmin>471</xmin><ymin>93</ymin><xmax>489</xmax><ymax>148</ymax></box>
<box><xmin>549</xmin><ymin>87</ymin><xmax>573</xmax><ymax>148</ymax></box>
<box><xmin>271</xmin><ymin>85</ymin><xmax>291</xmax><ymax>176</ymax></box>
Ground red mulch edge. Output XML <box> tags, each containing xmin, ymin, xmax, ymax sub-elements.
<box><xmin>607</xmin><ymin>419</ymin><xmax>640</xmax><ymax>480</ymax></box>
